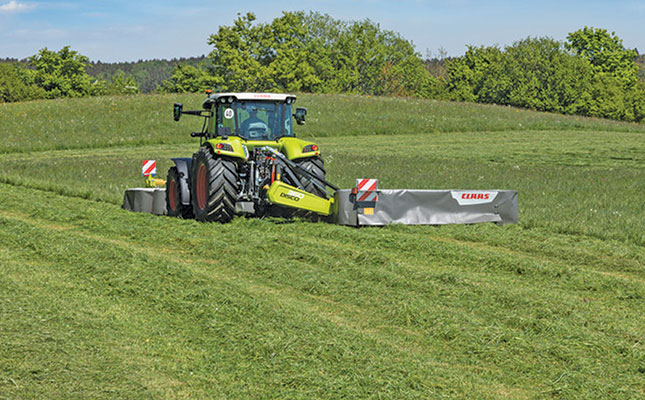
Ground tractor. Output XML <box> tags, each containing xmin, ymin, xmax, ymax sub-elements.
<box><xmin>123</xmin><ymin>92</ymin><xmax>518</xmax><ymax>225</ymax></box>
<box><xmin>167</xmin><ymin>92</ymin><xmax>335</xmax><ymax>222</ymax></box>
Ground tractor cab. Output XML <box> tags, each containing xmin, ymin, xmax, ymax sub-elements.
<box><xmin>201</xmin><ymin>93</ymin><xmax>306</xmax><ymax>141</ymax></box>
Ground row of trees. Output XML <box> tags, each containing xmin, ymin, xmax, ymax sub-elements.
<box><xmin>1</xmin><ymin>12</ymin><xmax>643</xmax><ymax>123</ymax></box>
<box><xmin>87</xmin><ymin>57</ymin><xmax>207</xmax><ymax>93</ymax></box>
<box><xmin>0</xmin><ymin>47</ymin><xmax>138</xmax><ymax>103</ymax></box>
<box><xmin>161</xmin><ymin>13</ymin><xmax>643</xmax><ymax>122</ymax></box>
<box><xmin>446</xmin><ymin>28</ymin><xmax>644</xmax><ymax>122</ymax></box>
<box><xmin>160</xmin><ymin>12</ymin><xmax>440</xmax><ymax>97</ymax></box>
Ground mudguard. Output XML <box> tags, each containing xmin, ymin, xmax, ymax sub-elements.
<box><xmin>203</xmin><ymin>137</ymin><xmax>320</xmax><ymax>161</ymax></box>
<box><xmin>204</xmin><ymin>138</ymin><xmax>247</xmax><ymax>161</ymax></box>
<box><xmin>171</xmin><ymin>157</ymin><xmax>192</xmax><ymax>206</ymax></box>
<box><xmin>278</xmin><ymin>137</ymin><xmax>320</xmax><ymax>160</ymax></box>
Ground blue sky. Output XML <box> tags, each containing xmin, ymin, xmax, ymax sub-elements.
<box><xmin>0</xmin><ymin>0</ymin><xmax>643</xmax><ymax>62</ymax></box>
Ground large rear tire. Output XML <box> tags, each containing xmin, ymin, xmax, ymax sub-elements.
<box><xmin>166</xmin><ymin>167</ymin><xmax>193</xmax><ymax>218</ymax></box>
<box><xmin>280</xmin><ymin>156</ymin><xmax>326</xmax><ymax>219</ymax></box>
<box><xmin>191</xmin><ymin>146</ymin><xmax>239</xmax><ymax>223</ymax></box>
<box><xmin>295</xmin><ymin>156</ymin><xmax>326</xmax><ymax>197</ymax></box>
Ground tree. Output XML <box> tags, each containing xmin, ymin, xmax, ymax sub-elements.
<box><xmin>28</xmin><ymin>46</ymin><xmax>94</xmax><ymax>98</ymax></box>
<box><xmin>265</xmin><ymin>11</ymin><xmax>324</xmax><ymax>92</ymax></box>
<box><xmin>207</xmin><ymin>13</ymin><xmax>273</xmax><ymax>92</ymax></box>
<box><xmin>159</xmin><ymin>64</ymin><xmax>221</xmax><ymax>93</ymax></box>
<box><xmin>107</xmin><ymin>71</ymin><xmax>139</xmax><ymax>95</ymax></box>
<box><xmin>206</xmin><ymin>11</ymin><xmax>439</xmax><ymax>97</ymax></box>
<box><xmin>566</xmin><ymin>27</ymin><xmax>639</xmax><ymax>87</ymax></box>
<box><xmin>445</xmin><ymin>30</ymin><xmax>643</xmax><ymax>122</ymax></box>
<box><xmin>502</xmin><ymin>37</ymin><xmax>595</xmax><ymax>114</ymax></box>
<box><xmin>446</xmin><ymin>45</ymin><xmax>505</xmax><ymax>102</ymax></box>
<box><xmin>627</xmin><ymin>81</ymin><xmax>645</xmax><ymax>122</ymax></box>
<box><xmin>0</xmin><ymin>63</ymin><xmax>32</xmax><ymax>102</ymax></box>
<box><xmin>637</xmin><ymin>54</ymin><xmax>645</xmax><ymax>81</ymax></box>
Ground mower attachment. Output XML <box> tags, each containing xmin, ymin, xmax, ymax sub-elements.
<box><xmin>333</xmin><ymin>189</ymin><xmax>518</xmax><ymax>226</ymax></box>
<box><xmin>265</xmin><ymin>181</ymin><xmax>334</xmax><ymax>216</ymax></box>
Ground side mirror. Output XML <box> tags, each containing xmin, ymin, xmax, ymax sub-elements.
<box><xmin>294</xmin><ymin>107</ymin><xmax>307</xmax><ymax>125</ymax></box>
<box><xmin>173</xmin><ymin>103</ymin><xmax>183</xmax><ymax>121</ymax></box>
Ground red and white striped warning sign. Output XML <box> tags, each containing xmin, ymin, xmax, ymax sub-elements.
<box><xmin>357</xmin><ymin>179</ymin><xmax>378</xmax><ymax>192</ymax></box>
<box><xmin>142</xmin><ymin>160</ymin><xmax>157</xmax><ymax>177</ymax></box>
<box><xmin>356</xmin><ymin>178</ymin><xmax>378</xmax><ymax>202</ymax></box>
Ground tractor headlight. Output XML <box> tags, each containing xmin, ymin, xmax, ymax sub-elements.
<box><xmin>302</xmin><ymin>144</ymin><xmax>319</xmax><ymax>153</ymax></box>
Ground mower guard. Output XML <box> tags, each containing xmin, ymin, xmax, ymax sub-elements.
<box><xmin>333</xmin><ymin>189</ymin><xmax>518</xmax><ymax>226</ymax></box>
<box><xmin>123</xmin><ymin>187</ymin><xmax>517</xmax><ymax>226</ymax></box>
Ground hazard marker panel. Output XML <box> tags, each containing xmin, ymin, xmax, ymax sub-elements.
<box><xmin>142</xmin><ymin>160</ymin><xmax>157</xmax><ymax>177</ymax></box>
<box><xmin>357</xmin><ymin>190</ymin><xmax>378</xmax><ymax>202</ymax></box>
<box><xmin>356</xmin><ymin>178</ymin><xmax>378</xmax><ymax>202</ymax></box>
<box><xmin>357</xmin><ymin>179</ymin><xmax>378</xmax><ymax>192</ymax></box>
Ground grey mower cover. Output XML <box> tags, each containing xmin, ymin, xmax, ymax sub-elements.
<box><xmin>123</xmin><ymin>188</ymin><xmax>167</xmax><ymax>215</ymax></box>
<box><xmin>333</xmin><ymin>189</ymin><xmax>518</xmax><ymax>226</ymax></box>
<box><xmin>123</xmin><ymin>188</ymin><xmax>518</xmax><ymax>226</ymax></box>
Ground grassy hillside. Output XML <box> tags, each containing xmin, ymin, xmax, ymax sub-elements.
<box><xmin>1</xmin><ymin>93</ymin><xmax>644</xmax><ymax>154</ymax></box>
<box><xmin>1</xmin><ymin>93</ymin><xmax>643</xmax><ymax>398</ymax></box>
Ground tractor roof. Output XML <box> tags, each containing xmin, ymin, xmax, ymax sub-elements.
<box><xmin>203</xmin><ymin>92</ymin><xmax>296</xmax><ymax>108</ymax></box>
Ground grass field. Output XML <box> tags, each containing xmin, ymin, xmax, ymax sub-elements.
<box><xmin>0</xmin><ymin>93</ymin><xmax>643</xmax><ymax>398</ymax></box>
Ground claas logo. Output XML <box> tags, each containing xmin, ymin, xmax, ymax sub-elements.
<box><xmin>461</xmin><ymin>193</ymin><xmax>490</xmax><ymax>200</ymax></box>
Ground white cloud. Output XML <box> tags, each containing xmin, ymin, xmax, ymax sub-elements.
<box><xmin>0</xmin><ymin>1</ymin><xmax>35</xmax><ymax>13</ymax></box>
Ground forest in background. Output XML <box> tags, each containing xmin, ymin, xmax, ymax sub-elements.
<box><xmin>1</xmin><ymin>11</ymin><xmax>644</xmax><ymax>122</ymax></box>
<box><xmin>86</xmin><ymin>56</ymin><xmax>207</xmax><ymax>93</ymax></box>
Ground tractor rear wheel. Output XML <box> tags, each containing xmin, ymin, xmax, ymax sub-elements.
<box><xmin>166</xmin><ymin>167</ymin><xmax>193</xmax><ymax>218</ymax></box>
<box><xmin>295</xmin><ymin>156</ymin><xmax>326</xmax><ymax>197</ymax></box>
<box><xmin>191</xmin><ymin>146</ymin><xmax>239</xmax><ymax>223</ymax></box>
<box><xmin>279</xmin><ymin>156</ymin><xmax>326</xmax><ymax>219</ymax></box>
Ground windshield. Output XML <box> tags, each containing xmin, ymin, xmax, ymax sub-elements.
<box><xmin>217</xmin><ymin>101</ymin><xmax>293</xmax><ymax>140</ymax></box>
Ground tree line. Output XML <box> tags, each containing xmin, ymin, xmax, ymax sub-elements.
<box><xmin>0</xmin><ymin>54</ymin><xmax>209</xmax><ymax>97</ymax></box>
<box><xmin>87</xmin><ymin>56</ymin><xmax>207</xmax><ymax>93</ymax></box>
<box><xmin>445</xmin><ymin>29</ymin><xmax>644</xmax><ymax>122</ymax></box>
<box><xmin>161</xmin><ymin>13</ymin><xmax>645</xmax><ymax>122</ymax></box>
<box><xmin>160</xmin><ymin>12</ymin><xmax>439</xmax><ymax>98</ymax></box>
<box><xmin>0</xmin><ymin>46</ymin><xmax>139</xmax><ymax>101</ymax></box>
<box><xmin>1</xmin><ymin>12</ymin><xmax>643</xmax><ymax>122</ymax></box>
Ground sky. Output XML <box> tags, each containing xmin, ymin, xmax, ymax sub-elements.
<box><xmin>0</xmin><ymin>0</ymin><xmax>643</xmax><ymax>62</ymax></box>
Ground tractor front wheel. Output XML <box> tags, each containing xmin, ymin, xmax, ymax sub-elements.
<box><xmin>191</xmin><ymin>146</ymin><xmax>239</xmax><ymax>223</ymax></box>
<box><xmin>166</xmin><ymin>167</ymin><xmax>193</xmax><ymax>218</ymax></box>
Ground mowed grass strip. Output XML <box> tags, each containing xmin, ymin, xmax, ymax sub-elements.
<box><xmin>2</xmin><ymin>92</ymin><xmax>644</xmax><ymax>154</ymax></box>
<box><xmin>0</xmin><ymin>184</ymin><xmax>643</xmax><ymax>398</ymax></box>
<box><xmin>1</xmin><ymin>126</ymin><xmax>642</xmax><ymax>244</ymax></box>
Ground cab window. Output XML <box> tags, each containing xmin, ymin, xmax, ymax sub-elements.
<box><xmin>217</xmin><ymin>101</ymin><xmax>294</xmax><ymax>140</ymax></box>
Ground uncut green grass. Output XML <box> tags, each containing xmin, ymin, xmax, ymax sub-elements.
<box><xmin>1</xmin><ymin>93</ymin><xmax>644</xmax><ymax>398</ymax></box>
<box><xmin>1</xmin><ymin>93</ymin><xmax>644</xmax><ymax>154</ymax></box>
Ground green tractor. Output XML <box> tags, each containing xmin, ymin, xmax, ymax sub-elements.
<box><xmin>167</xmin><ymin>92</ymin><xmax>336</xmax><ymax>222</ymax></box>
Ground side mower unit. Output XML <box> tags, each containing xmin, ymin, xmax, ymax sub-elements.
<box><xmin>123</xmin><ymin>178</ymin><xmax>519</xmax><ymax>226</ymax></box>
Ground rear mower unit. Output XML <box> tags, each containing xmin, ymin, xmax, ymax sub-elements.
<box><xmin>123</xmin><ymin>92</ymin><xmax>518</xmax><ymax>226</ymax></box>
